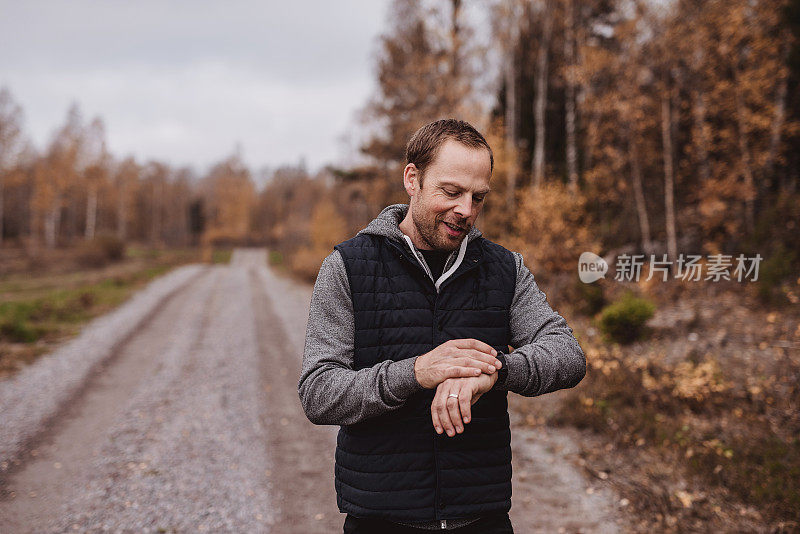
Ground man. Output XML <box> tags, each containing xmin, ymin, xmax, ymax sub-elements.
<box><xmin>299</xmin><ymin>119</ymin><xmax>586</xmax><ymax>533</ymax></box>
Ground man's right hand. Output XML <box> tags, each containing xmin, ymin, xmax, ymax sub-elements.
<box><xmin>414</xmin><ymin>339</ymin><xmax>501</xmax><ymax>389</ymax></box>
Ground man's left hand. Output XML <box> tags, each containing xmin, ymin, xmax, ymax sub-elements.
<box><xmin>431</xmin><ymin>373</ymin><xmax>498</xmax><ymax>437</ymax></box>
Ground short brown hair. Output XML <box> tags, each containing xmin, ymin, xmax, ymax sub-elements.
<box><xmin>405</xmin><ymin>119</ymin><xmax>494</xmax><ymax>185</ymax></box>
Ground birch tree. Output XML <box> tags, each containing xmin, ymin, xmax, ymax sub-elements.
<box><xmin>0</xmin><ymin>88</ymin><xmax>24</xmax><ymax>247</ymax></box>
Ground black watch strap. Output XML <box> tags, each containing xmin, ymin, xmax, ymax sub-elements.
<box><xmin>495</xmin><ymin>351</ymin><xmax>509</xmax><ymax>387</ymax></box>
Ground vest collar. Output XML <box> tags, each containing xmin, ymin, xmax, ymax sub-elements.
<box><xmin>388</xmin><ymin>233</ymin><xmax>484</xmax><ymax>294</ymax></box>
<box><xmin>401</xmin><ymin>233</ymin><xmax>469</xmax><ymax>292</ymax></box>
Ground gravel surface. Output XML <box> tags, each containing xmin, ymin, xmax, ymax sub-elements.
<box><xmin>0</xmin><ymin>264</ymin><xmax>205</xmax><ymax>470</ymax></box>
<box><xmin>0</xmin><ymin>248</ymin><xmax>626</xmax><ymax>533</ymax></box>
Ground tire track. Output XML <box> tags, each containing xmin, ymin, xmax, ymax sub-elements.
<box><xmin>0</xmin><ymin>264</ymin><xmax>207</xmax><ymax>476</ymax></box>
<box><xmin>249</xmin><ymin>252</ymin><xmax>340</xmax><ymax>533</ymax></box>
<box><xmin>0</xmin><ymin>266</ymin><xmax>220</xmax><ymax>532</ymax></box>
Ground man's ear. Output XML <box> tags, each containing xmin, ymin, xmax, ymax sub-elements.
<box><xmin>403</xmin><ymin>163</ymin><xmax>420</xmax><ymax>198</ymax></box>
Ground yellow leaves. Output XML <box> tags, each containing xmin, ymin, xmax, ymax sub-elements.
<box><xmin>675</xmin><ymin>490</ymin><xmax>694</xmax><ymax>508</ymax></box>
<box><xmin>641</xmin><ymin>369</ymin><xmax>659</xmax><ymax>392</ymax></box>
<box><xmin>202</xmin><ymin>157</ymin><xmax>257</xmax><ymax>246</ymax></box>
<box><xmin>586</xmin><ymin>347</ymin><xmax>621</xmax><ymax>377</ymax></box>
<box><xmin>309</xmin><ymin>198</ymin><xmax>347</xmax><ymax>254</ymax></box>
<box><xmin>702</xmin><ymin>438</ymin><xmax>734</xmax><ymax>459</ymax></box>
<box><xmin>670</xmin><ymin>359</ymin><xmax>729</xmax><ymax>401</ymax></box>
<box><xmin>288</xmin><ymin>196</ymin><xmax>349</xmax><ymax>283</ymax></box>
<box><xmin>512</xmin><ymin>182</ymin><xmax>600</xmax><ymax>274</ymax></box>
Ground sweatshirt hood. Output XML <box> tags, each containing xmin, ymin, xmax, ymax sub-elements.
<box><xmin>357</xmin><ymin>203</ymin><xmax>482</xmax><ymax>245</ymax></box>
<box><xmin>357</xmin><ymin>203</ymin><xmax>483</xmax><ymax>292</ymax></box>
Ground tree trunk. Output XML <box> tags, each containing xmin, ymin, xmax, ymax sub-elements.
<box><xmin>628</xmin><ymin>132</ymin><xmax>652</xmax><ymax>254</ymax></box>
<box><xmin>0</xmin><ymin>175</ymin><xmax>4</xmax><ymax>247</ymax></box>
<box><xmin>532</xmin><ymin>1</ymin><xmax>553</xmax><ymax>188</ymax></box>
<box><xmin>116</xmin><ymin>185</ymin><xmax>127</xmax><ymax>241</ymax></box>
<box><xmin>564</xmin><ymin>0</ymin><xmax>578</xmax><ymax>191</ymax></box>
<box><xmin>150</xmin><ymin>182</ymin><xmax>162</xmax><ymax>246</ymax></box>
<box><xmin>691</xmin><ymin>90</ymin><xmax>712</xmax><ymax>183</ymax></box>
<box><xmin>766</xmin><ymin>65</ymin><xmax>788</xmax><ymax>188</ymax></box>
<box><xmin>661</xmin><ymin>93</ymin><xmax>678</xmax><ymax>262</ymax></box>
<box><xmin>450</xmin><ymin>0</ymin><xmax>462</xmax><ymax>81</ymax></box>
<box><xmin>504</xmin><ymin>5</ymin><xmax>518</xmax><ymax>209</ymax></box>
<box><xmin>85</xmin><ymin>185</ymin><xmax>97</xmax><ymax>240</ymax></box>
<box><xmin>45</xmin><ymin>198</ymin><xmax>61</xmax><ymax>249</ymax></box>
<box><xmin>732</xmin><ymin>65</ymin><xmax>756</xmax><ymax>234</ymax></box>
<box><xmin>688</xmin><ymin>47</ymin><xmax>711</xmax><ymax>184</ymax></box>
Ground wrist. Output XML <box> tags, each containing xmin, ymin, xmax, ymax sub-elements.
<box><xmin>492</xmin><ymin>351</ymin><xmax>508</xmax><ymax>390</ymax></box>
<box><xmin>388</xmin><ymin>357</ymin><xmax>425</xmax><ymax>399</ymax></box>
<box><xmin>413</xmin><ymin>354</ymin><xmax>432</xmax><ymax>389</ymax></box>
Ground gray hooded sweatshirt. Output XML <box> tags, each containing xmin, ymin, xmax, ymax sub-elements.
<box><xmin>298</xmin><ymin>204</ymin><xmax>586</xmax><ymax>427</ymax></box>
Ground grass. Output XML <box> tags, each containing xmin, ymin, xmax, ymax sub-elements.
<box><xmin>211</xmin><ymin>248</ymin><xmax>232</xmax><ymax>264</ymax></box>
<box><xmin>0</xmin><ymin>246</ymin><xmax>205</xmax><ymax>378</ymax></box>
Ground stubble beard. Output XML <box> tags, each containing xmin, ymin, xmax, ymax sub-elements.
<box><xmin>410</xmin><ymin>203</ymin><xmax>464</xmax><ymax>252</ymax></box>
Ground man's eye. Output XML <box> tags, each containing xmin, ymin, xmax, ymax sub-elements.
<box><xmin>474</xmin><ymin>196</ymin><xmax>485</xmax><ymax>203</ymax></box>
<box><xmin>444</xmin><ymin>190</ymin><xmax>459</xmax><ymax>197</ymax></box>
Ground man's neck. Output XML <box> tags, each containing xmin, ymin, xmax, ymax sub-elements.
<box><xmin>398</xmin><ymin>210</ymin><xmax>433</xmax><ymax>251</ymax></box>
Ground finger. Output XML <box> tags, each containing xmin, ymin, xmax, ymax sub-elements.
<box><xmin>446</xmin><ymin>392</ymin><xmax>463</xmax><ymax>435</ymax></box>
<box><xmin>452</xmin><ymin>338</ymin><xmax>497</xmax><ymax>357</ymax></box>
<box><xmin>459</xmin><ymin>350</ymin><xmax>502</xmax><ymax>372</ymax></box>
<box><xmin>444</xmin><ymin>365</ymin><xmax>483</xmax><ymax>380</ymax></box>
<box><xmin>444</xmin><ymin>354</ymin><xmax>497</xmax><ymax>374</ymax></box>
<box><xmin>431</xmin><ymin>398</ymin><xmax>443</xmax><ymax>434</ymax></box>
<box><xmin>431</xmin><ymin>404</ymin><xmax>442</xmax><ymax>434</ymax></box>
<box><xmin>459</xmin><ymin>392</ymin><xmax>472</xmax><ymax>425</ymax></box>
<box><xmin>439</xmin><ymin>400</ymin><xmax>456</xmax><ymax>437</ymax></box>
<box><xmin>439</xmin><ymin>388</ymin><xmax>458</xmax><ymax>437</ymax></box>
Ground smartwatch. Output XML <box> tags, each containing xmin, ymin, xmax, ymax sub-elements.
<box><xmin>494</xmin><ymin>351</ymin><xmax>508</xmax><ymax>387</ymax></box>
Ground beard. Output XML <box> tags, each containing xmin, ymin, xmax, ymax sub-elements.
<box><xmin>410</xmin><ymin>200</ymin><xmax>469</xmax><ymax>252</ymax></box>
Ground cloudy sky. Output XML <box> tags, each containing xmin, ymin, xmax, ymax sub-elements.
<box><xmin>0</xmin><ymin>1</ymin><xmax>392</xmax><ymax>174</ymax></box>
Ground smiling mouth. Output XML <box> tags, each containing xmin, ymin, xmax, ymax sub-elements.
<box><xmin>442</xmin><ymin>221</ymin><xmax>466</xmax><ymax>235</ymax></box>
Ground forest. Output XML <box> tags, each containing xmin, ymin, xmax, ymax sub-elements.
<box><xmin>1</xmin><ymin>0</ymin><xmax>798</xmax><ymax>286</ymax></box>
<box><xmin>1</xmin><ymin>0</ymin><xmax>799</xmax><ymax>530</ymax></box>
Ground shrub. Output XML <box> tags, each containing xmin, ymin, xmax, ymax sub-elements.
<box><xmin>76</xmin><ymin>235</ymin><xmax>126</xmax><ymax>268</ymax></box>
<box><xmin>510</xmin><ymin>182</ymin><xmax>600</xmax><ymax>274</ymax></box>
<box><xmin>289</xmin><ymin>246</ymin><xmax>327</xmax><ymax>283</ymax></box>
<box><xmin>597</xmin><ymin>292</ymin><xmax>655</xmax><ymax>343</ymax></box>
<box><xmin>0</xmin><ymin>314</ymin><xmax>41</xmax><ymax>343</ymax></box>
<box><xmin>0</xmin><ymin>302</ymin><xmax>45</xmax><ymax>343</ymax></box>
<box><xmin>573</xmin><ymin>278</ymin><xmax>606</xmax><ymax>316</ymax></box>
<box><xmin>95</xmin><ymin>234</ymin><xmax>126</xmax><ymax>261</ymax></box>
<box><xmin>756</xmin><ymin>243</ymin><xmax>797</xmax><ymax>304</ymax></box>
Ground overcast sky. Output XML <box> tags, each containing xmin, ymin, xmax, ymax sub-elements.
<box><xmin>0</xmin><ymin>1</ymin><xmax>392</xmax><ymax>175</ymax></box>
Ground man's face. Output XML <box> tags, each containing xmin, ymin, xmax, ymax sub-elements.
<box><xmin>406</xmin><ymin>139</ymin><xmax>492</xmax><ymax>251</ymax></box>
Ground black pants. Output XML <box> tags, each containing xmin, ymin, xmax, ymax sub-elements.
<box><xmin>343</xmin><ymin>513</ymin><xmax>514</xmax><ymax>533</ymax></box>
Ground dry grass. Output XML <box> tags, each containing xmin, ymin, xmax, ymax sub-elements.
<box><xmin>0</xmin><ymin>244</ymin><xmax>211</xmax><ymax>378</ymax></box>
<box><xmin>532</xmin><ymin>276</ymin><xmax>800</xmax><ymax>532</ymax></box>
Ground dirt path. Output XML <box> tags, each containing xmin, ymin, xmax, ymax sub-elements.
<box><xmin>0</xmin><ymin>248</ymin><xmax>625</xmax><ymax>533</ymax></box>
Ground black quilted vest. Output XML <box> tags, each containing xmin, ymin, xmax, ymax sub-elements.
<box><xmin>333</xmin><ymin>232</ymin><xmax>517</xmax><ymax>522</ymax></box>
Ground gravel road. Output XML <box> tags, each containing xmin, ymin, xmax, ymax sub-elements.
<box><xmin>0</xmin><ymin>249</ymin><xmax>624</xmax><ymax>533</ymax></box>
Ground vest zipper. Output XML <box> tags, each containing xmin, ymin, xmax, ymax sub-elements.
<box><xmin>433</xmin><ymin>288</ymin><xmax>443</xmax><ymax>520</ymax></box>
<box><xmin>433</xmin><ymin>428</ymin><xmax>442</xmax><ymax>521</ymax></box>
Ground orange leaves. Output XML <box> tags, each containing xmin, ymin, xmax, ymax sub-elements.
<box><xmin>511</xmin><ymin>182</ymin><xmax>600</xmax><ymax>273</ymax></box>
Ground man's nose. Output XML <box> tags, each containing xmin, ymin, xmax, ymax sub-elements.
<box><xmin>453</xmin><ymin>194</ymin><xmax>473</xmax><ymax>219</ymax></box>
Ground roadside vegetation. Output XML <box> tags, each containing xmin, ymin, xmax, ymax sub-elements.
<box><xmin>0</xmin><ymin>241</ymin><xmax>228</xmax><ymax>378</ymax></box>
<box><xmin>516</xmin><ymin>276</ymin><xmax>800</xmax><ymax>532</ymax></box>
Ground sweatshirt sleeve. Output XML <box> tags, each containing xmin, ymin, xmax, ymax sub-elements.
<box><xmin>298</xmin><ymin>249</ymin><xmax>424</xmax><ymax>426</ymax></box>
<box><xmin>494</xmin><ymin>251</ymin><xmax>586</xmax><ymax>396</ymax></box>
